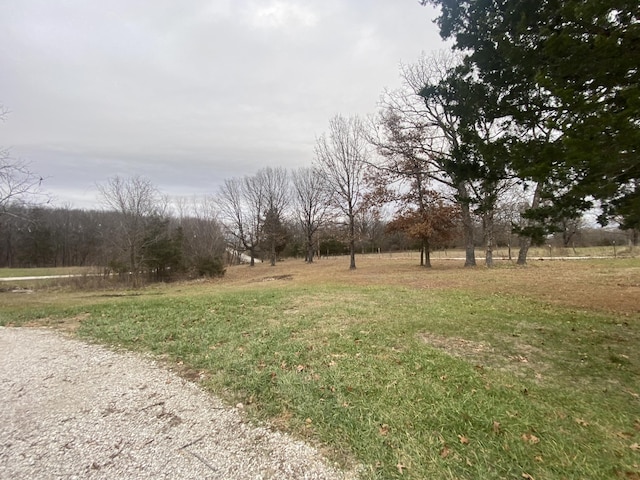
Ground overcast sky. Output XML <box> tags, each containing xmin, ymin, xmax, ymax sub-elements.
<box><xmin>1</xmin><ymin>0</ymin><xmax>445</xmax><ymax>209</ymax></box>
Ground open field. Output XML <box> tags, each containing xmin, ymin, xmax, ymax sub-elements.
<box><xmin>1</xmin><ymin>255</ymin><xmax>640</xmax><ymax>479</ymax></box>
<box><xmin>0</xmin><ymin>266</ymin><xmax>95</xmax><ymax>279</ymax></box>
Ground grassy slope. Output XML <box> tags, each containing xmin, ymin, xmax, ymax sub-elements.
<box><xmin>1</xmin><ymin>256</ymin><xmax>639</xmax><ymax>479</ymax></box>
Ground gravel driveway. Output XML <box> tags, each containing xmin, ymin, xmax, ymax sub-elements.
<box><xmin>0</xmin><ymin>327</ymin><xmax>357</xmax><ymax>480</ymax></box>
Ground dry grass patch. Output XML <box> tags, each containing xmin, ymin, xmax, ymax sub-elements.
<box><xmin>221</xmin><ymin>254</ymin><xmax>640</xmax><ymax>315</ymax></box>
<box><xmin>419</xmin><ymin>332</ymin><xmax>549</xmax><ymax>382</ymax></box>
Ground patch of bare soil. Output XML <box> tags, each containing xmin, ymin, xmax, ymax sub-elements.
<box><xmin>419</xmin><ymin>332</ymin><xmax>548</xmax><ymax>381</ymax></box>
<box><xmin>254</xmin><ymin>274</ymin><xmax>294</xmax><ymax>283</ymax></box>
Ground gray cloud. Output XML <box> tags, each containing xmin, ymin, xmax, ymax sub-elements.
<box><xmin>1</xmin><ymin>0</ymin><xmax>445</xmax><ymax>209</ymax></box>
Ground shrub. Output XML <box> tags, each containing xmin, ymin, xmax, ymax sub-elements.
<box><xmin>194</xmin><ymin>256</ymin><xmax>225</xmax><ymax>278</ymax></box>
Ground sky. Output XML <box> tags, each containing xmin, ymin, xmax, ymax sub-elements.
<box><xmin>1</xmin><ymin>0</ymin><xmax>446</xmax><ymax>209</ymax></box>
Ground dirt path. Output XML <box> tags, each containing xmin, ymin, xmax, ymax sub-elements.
<box><xmin>0</xmin><ymin>327</ymin><xmax>356</xmax><ymax>480</ymax></box>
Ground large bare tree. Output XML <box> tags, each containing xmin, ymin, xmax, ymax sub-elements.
<box><xmin>97</xmin><ymin>175</ymin><xmax>165</xmax><ymax>286</ymax></box>
<box><xmin>291</xmin><ymin>167</ymin><xmax>332</xmax><ymax>263</ymax></box>
<box><xmin>217</xmin><ymin>176</ymin><xmax>259</xmax><ymax>265</ymax></box>
<box><xmin>314</xmin><ymin>114</ymin><xmax>368</xmax><ymax>270</ymax></box>
<box><xmin>174</xmin><ymin>195</ymin><xmax>226</xmax><ymax>273</ymax></box>
<box><xmin>257</xmin><ymin>166</ymin><xmax>289</xmax><ymax>266</ymax></box>
<box><xmin>1</xmin><ymin>105</ymin><xmax>45</xmax><ymax>217</ymax></box>
<box><xmin>218</xmin><ymin>167</ymin><xmax>289</xmax><ymax>267</ymax></box>
<box><xmin>372</xmin><ymin>51</ymin><xmax>514</xmax><ymax>267</ymax></box>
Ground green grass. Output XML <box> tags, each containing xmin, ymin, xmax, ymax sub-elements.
<box><xmin>1</xmin><ymin>261</ymin><xmax>639</xmax><ymax>479</ymax></box>
<box><xmin>0</xmin><ymin>266</ymin><xmax>94</xmax><ymax>278</ymax></box>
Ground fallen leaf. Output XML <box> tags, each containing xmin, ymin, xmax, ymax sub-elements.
<box><xmin>630</xmin><ymin>443</ymin><xmax>640</xmax><ymax>451</ymax></box>
<box><xmin>522</xmin><ymin>433</ymin><xmax>540</xmax><ymax>444</ymax></box>
<box><xmin>296</xmin><ymin>364</ymin><xmax>305</xmax><ymax>372</ymax></box>
<box><xmin>492</xmin><ymin>421</ymin><xmax>501</xmax><ymax>434</ymax></box>
<box><xmin>522</xmin><ymin>473</ymin><xmax>535</xmax><ymax>480</ymax></box>
<box><xmin>625</xmin><ymin>389</ymin><xmax>640</xmax><ymax>399</ymax></box>
<box><xmin>534</xmin><ymin>456</ymin><xmax>544</xmax><ymax>462</ymax></box>
<box><xmin>440</xmin><ymin>446</ymin><xmax>451</xmax><ymax>458</ymax></box>
<box><xmin>458</xmin><ymin>435</ymin><xmax>470</xmax><ymax>445</ymax></box>
<box><xmin>575</xmin><ymin>418</ymin><xmax>589</xmax><ymax>427</ymax></box>
<box><xmin>305</xmin><ymin>417</ymin><xmax>312</xmax><ymax>425</ymax></box>
<box><xmin>396</xmin><ymin>463</ymin><xmax>406</xmax><ymax>474</ymax></box>
<box><xmin>379</xmin><ymin>424</ymin><xmax>389</xmax><ymax>436</ymax></box>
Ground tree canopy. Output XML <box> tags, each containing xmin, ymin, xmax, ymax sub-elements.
<box><xmin>423</xmin><ymin>0</ymin><xmax>639</xmax><ymax>230</ymax></box>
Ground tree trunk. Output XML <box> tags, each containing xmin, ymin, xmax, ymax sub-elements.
<box><xmin>349</xmin><ymin>212</ymin><xmax>356</xmax><ymax>270</ymax></box>
<box><xmin>516</xmin><ymin>183</ymin><xmax>542</xmax><ymax>265</ymax></box>
<box><xmin>483</xmin><ymin>210</ymin><xmax>495</xmax><ymax>268</ymax></box>
<box><xmin>270</xmin><ymin>240</ymin><xmax>276</xmax><ymax>267</ymax></box>
<box><xmin>516</xmin><ymin>235</ymin><xmax>531</xmax><ymax>265</ymax></box>
<box><xmin>457</xmin><ymin>182</ymin><xmax>476</xmax><ymax>267</ymax></box>
<box><xmin>424</xmin><ymin>238</ymin><xmax>432</xmax><ymax>268</ymax></box>
<box><xmin>306</xmin><ymin>235</ymin><xmax>314</xmax><ymax>263</ymax></box>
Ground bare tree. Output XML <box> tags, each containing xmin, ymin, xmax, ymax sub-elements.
<box><xmin>97</xmin><ymin>175</ymin><xmax>165</xmax><ymax>286</ymax></box>
<box><xmin>291</xmin><ymin>167</ymin><xmax>332</xmax><ymax>263</ymax></box>
<box><xmin>257</xmin><ymin>167</ymin><xmax>289</xmax><ymax>266</ymax></box>
<box><xmin>174</xmin><ymin>195</ymin><xmax>226</xmax><ymax>274</ymax></box>
<box><xmin>314</xmin><ymin>114</ymin><xmax>368</xmax><ymax>269</ymax></box>
<box><xmin>217</xmin><ymin>174</ymin><xmax>266</xmax><ymax>266</ymax></box>
<box><xmin>372</xmin><ymin>51</ymin><xmax>513</xmax><ymax>267</ymax></box>
<box><xmin>371</xmin><ymin>52</ymin><xmax>479</xmax><ymax>266</ymax></box>
<box><xmin>1</xmin><ymin>105</ymin><xmax>46</xmax><ymax>217</ymax></box>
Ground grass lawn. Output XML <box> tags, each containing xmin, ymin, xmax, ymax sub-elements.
<box><xmin>0</xmin><ymin>266</ymin><xmax>94</xmax><ymax>278</ymax></box>
<box><xmin>1</xmin><ymin>255</ymin><xmax>639</xmax><ymax>479</ymax></box>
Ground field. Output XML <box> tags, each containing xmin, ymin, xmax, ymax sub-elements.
<box><xmin>1</xmin><ymin>253</ymin><xmax>640</xmax><ymax>479</ymax></box>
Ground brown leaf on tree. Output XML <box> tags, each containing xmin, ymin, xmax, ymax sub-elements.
<box><xmin>522</xmin><ymin>433</ymin><xmax>540</xmax><ymax>444</ymax></box>
<box><xmin>458</xmin><ymin>434</ymin><xmax>470</xmax><ymax>445</ymax></box>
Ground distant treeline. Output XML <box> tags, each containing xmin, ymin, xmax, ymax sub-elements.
<box><xmin>0</xmin><ymin>203</ymin><xmax>633</xmax><ymax>274</ymax></box>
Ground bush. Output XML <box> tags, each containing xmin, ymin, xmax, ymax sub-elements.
<box><xmin>194</xmin><ymin>256</ymin><xmax>225</xmax><ymax>278</ymax></box>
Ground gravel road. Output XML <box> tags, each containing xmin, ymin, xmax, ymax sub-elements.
<box><xmin>0</xmin><ymin>327</ymin><xmax>357</xmax><ymax>480</ymax></box>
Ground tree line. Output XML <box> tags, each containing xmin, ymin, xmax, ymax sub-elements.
<box><xmin>0</xmin><ymin>167</ymin><xmax>632</xmax><ymax>280</ymax></box>
<box><xmin>1</xmin><ymin>0</ymin><xmax>637</xmax><ymax>275</ymax></box>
